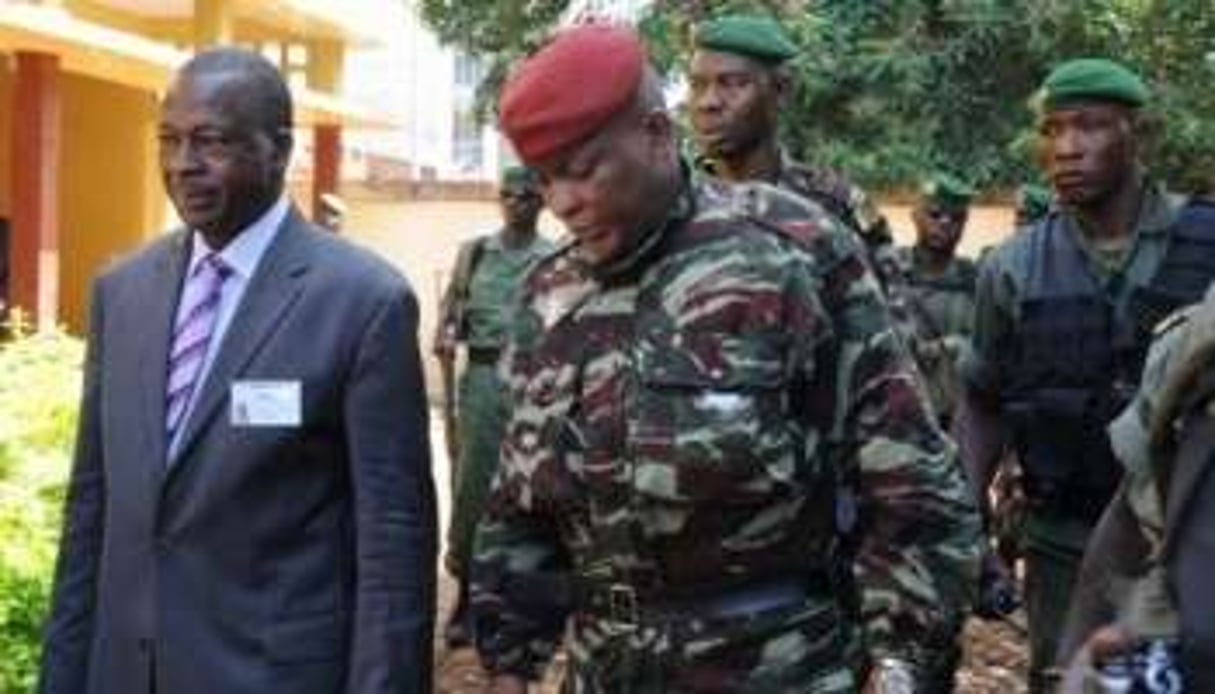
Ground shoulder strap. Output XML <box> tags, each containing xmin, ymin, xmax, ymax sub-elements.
<box><xmin>438</xmin><ymin>235</ymin><xmax>489</xmax><ymax>338</ymax></box>
<box><xmin>457</xmin><ymin>236</ymin><xmax>488</xmax><ymax>294</ymax></box>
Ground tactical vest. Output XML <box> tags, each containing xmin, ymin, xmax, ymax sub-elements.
<box><xmin>1002</xmin><ymin>199</ymin><xmax>1215</xmax><ymax>518</ymax></box>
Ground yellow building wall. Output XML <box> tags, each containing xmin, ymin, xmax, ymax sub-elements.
<box><xmin>58</xmin><ymin>73</ymin><xmax>163</xmax><ymax>333</ymax></box>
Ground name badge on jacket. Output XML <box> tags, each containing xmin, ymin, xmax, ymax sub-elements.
<box><xmin>231</xmin><ymin>380</ymin><xmax>301</xmax><ymax>427</ymax></box>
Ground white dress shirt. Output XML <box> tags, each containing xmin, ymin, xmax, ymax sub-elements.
<box><xmin>167</xmin><ymin>195</ymin><xmax>290</xmax><ymax>458</ymax></box>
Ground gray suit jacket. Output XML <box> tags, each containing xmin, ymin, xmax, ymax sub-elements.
<box><xmin>39</xmin><ymin>209</ymin><xmax>437</xmax><ymax>693</ymax></box>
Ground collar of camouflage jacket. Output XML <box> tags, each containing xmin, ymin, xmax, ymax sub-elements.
<box><xmin>586</xmin><ymin>163</ymin><xmax>698</xmax><ymax>283</ymax></box>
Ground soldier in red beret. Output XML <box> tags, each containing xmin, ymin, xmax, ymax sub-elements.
<box><xmin>472</xmin><ymin>23</ymin><xmax>980</xmax><ymax>693</ymax></box>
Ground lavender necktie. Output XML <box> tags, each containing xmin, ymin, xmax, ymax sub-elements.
<box><xmin>165</xmin><ymin>253</ymin><xmax>232</xmax><ymax>441</ymax></box>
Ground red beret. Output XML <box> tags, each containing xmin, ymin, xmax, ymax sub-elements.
<box><xmin>499</xmin><ymin>24</ymin><xmax>645</xmax><ymax>165</ymax></box>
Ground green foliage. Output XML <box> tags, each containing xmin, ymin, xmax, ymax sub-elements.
<box><xmin>421</xmin><ymin>0</ymin><xmax>1214</xmax><ymax>194</ymax></box>
<box><xmin>0</xmin><ymin>319</ymin><xmax>83</xmax><ymax>691</ymax></box>
<box><xmin>650</xmin><ymin>0</ymin><xmax>1214</xmax><ymax>192</ymax></box>
<box><xmin>419</xmin><ymin>0</ymin><xmax>573</xmax><ymax>118</ymax></box>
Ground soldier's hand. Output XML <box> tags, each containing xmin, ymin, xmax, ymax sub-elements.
<box><xmin>485</xmin><ymin>674</ymin><xmax>528</xmax><ymax>694</ymax></box>
<box><xmin>862</xmin><ymin>657</ymin><xmax>917</xmax><ymax>694</ymax></box>
<box><xmin>974</xmin><ymin>551</ymin><xmax>1021</xmax><ymax>620</ymax></box>
<box><xmin>1085</xmin><ymin>624</ymin><xmax>1134</xmax><ymax>664</ymax></box>
<box><xmin>1058</xmin><ymin>625</ymin><xmax>1135</xmax><ymax>694</ymax></box>
<box><xmin>433</xmin><ymin>339</ymin><xmax>453</xmax><ymax>360</ymax></box>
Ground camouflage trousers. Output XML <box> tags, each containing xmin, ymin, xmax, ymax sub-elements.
<box><xmin>560</xmin><ymin>597</ymin><xmax>858</xmax><ymax>693</ymax></box>
<box><xmin>446</xmin><ymin>362</ymin><xmax>508</xmax><ymax>577</ymax></box>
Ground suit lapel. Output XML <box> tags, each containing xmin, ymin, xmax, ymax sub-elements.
<box><xmin>139</xmin><ymin>231</ymin><xmax>192</xmax><ymax>469</ymax></box>
<box><xmin>166</xmin><ymin>211</ymin><xmax>313</xmax><ymax>477</ymax></box>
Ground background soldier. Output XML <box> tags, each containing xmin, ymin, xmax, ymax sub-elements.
<box><xmin>472</xmin><ymin>24</ymin><xmax>979</xmax><ymax>693</ymax></box>
<box><xmin>891</xmin><ymin>173</ymin><xmax>978</xmax><ymax>692</ymax></box>
<box><xmin>1058</xmin><ymin>282</ymin><xmax>1215</xmax><ymax>692</ymax></box>
<box><xmin>894</xmin><ymin>173</ymin><xmax>978</xmax><ymax>429</ymax></box>
<box><xmin>687</xmin><ymin>14</ymin><xmax>897</xmax><ymax>284</ymax></box>
<box><xmin>433</xmin><ymin>166</ymin><xmax>553</xmax><ymax>649</ymax></box>
<box><xmin>687</xmin><ymin>17</ymin><xmax>897</xmax><ymax>658</ymax></box>
<box><xmin>954</xmin><ymin>58</ymin><xmax>1215</xmax><ymax>693</ymax></box>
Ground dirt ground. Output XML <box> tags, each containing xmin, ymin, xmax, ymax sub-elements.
<box><xmin>344</xmin><ymin>195</ymin><xmax>1026</xmax><ymax>692</ymax></box>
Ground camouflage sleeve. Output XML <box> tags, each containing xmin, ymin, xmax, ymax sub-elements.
<box><xmin>792</xmin><ymin>227</ymin><xmax>982</xmax><ymax>665</ymax></box>
<box><xmin>469</xmin><ymin>278</ymin><xmax>571</xmax><ymax>680</ymax></box>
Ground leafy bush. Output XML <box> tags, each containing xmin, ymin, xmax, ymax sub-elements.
<box><xmin>0</xmin><ymin>317</ymin><xmax>83</xmax><ymax>692</ymax></box>
<box><xmin>423</xmin><ymin>0</ymin><xmax>1215</xmax><ymax>194</ymax></box>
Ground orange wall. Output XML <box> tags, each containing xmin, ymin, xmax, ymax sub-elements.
<box><xmin>0</xmin><ymin>57</ymin><xmax>12</xmax><ymax>218</ymax></box>
<box><xmin>58</xmin><ymin>72</ymin><xmax>163</xmax><ymax>332</ymax></box>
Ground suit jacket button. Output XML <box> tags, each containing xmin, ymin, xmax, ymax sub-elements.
<box><xmin>138</xmin><ymin>638</ymin><xmax>152</xmax><ymax>653</ymax></box>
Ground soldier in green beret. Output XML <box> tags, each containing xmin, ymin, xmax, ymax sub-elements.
<box><xmin>954</xmin><ymin>57</ymin><xmax>1215</xmax><ymax>692</ymax></box>
<box><xmin>688</xmin><ymin>16</ymin><xmax>903</xmax><ymax>682</ymax></box>
<box><xmin>433</xmin><ymin>165</ymin><xmax>554</xmax><ymax>650</ymax></box>
<box><xmin>688</xmin><ymin>13</ymin><xmax>897</xmax><ymax>284</ymax></box>
<box><xmin>894</xmin><ymin>174</ymin><xmax>977</xmax><ymax>428</ymax></box>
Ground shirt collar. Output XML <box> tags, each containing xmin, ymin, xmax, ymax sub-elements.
<box><xmin>186</xmin><ymin>195</ymin><xmax>290</xmax><ymax>280</ymax></box>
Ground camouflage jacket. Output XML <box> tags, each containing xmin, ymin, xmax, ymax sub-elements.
<box><xmin>699</xmin><ymin>151</ymin><xmax>896</xmax><ymax>285</ymax></box>
<box><xmin>471</xmin><ymin>175</ymin><xmax>980</xmax><ymax>679</ymax></box>
<box><xmin>774</xmin><ymin>153</ymin><xmax>891</xmax><ymax>251</ymax></box>
<box><xmin>776</xmin><ymin>154</ymin><xmax>898</xmax><ymax>285</ymax></box>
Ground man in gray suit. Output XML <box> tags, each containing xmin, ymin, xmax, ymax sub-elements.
<box><xmin>39</xmin><ymin>48</ymin><xmax>437</xmax><ymax>693</ymax></box>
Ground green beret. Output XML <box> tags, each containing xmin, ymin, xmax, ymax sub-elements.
<box><xmin>921</xmin><ymin>173</ymin><xmax>975</xmax><ymax>211</ymax></box>
<box><xmin>695</xmin><ymin>14</ymin><xmax>798</xmax><ymax>64</ymax></box>
<box><xmin>500</xmin><ymin>165</ymin><xmax>538</xmax><ymax>190</ymax></box>
<box><xmin>1038</xmin><ymin>58</ymin><xmax>1149</xmax><ymax>111</ymax></box>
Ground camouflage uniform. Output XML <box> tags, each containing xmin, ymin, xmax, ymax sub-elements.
<box><xmin>437</xmin><ymin>231</ymin><xmax>555</xmax><ymax>579</ymax></box>
<box><xmin>701</xmin><ymin>152</ymin><xmax>897</xmax><ymax>286</ymax></box>
<box><xmin>472</xmin><ymin>173</ymin><xmax>981</xmax><ymax>691</ymax></box>
<box><xmin>961</xmin><ymin>183</ymin><xmax>1215</xmax><ymax>691</ymax></box>
<box><xmin>890</xmin><ymin>247</ymin><xmax>977</xmax><ymax>425</ymax></box>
